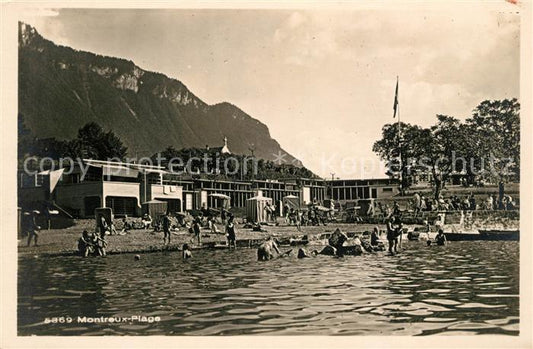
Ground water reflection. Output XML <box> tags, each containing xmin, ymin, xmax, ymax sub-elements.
<box><xmin>18</xmin><ymin>241</ymin><xmax>519</xmax><ymax>336</ymax></box>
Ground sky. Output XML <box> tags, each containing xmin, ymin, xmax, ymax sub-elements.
<box><xmin>18</xmin><ymin>3</ymin><xmax>520</xmax><ymax>179</ymax></box>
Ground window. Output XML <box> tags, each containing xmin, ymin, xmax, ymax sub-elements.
<box><xmin>105</xmin><ymin>197</ymin><xmax>138</xmax><ymax>216</ymax></box>
<box><xmin>382</xmin><ymin>188</ymin><xmax>393</xmax><ymax>192</ymax></box>
<box><xmin>35</xmin><ymin>174</ymin><xmax>45</xmax><ymax>186</ymax></box>
<box><xmin>146</xmin><ymin>174</ymin><xmax>161</xmax><ymax>185</ymax></box>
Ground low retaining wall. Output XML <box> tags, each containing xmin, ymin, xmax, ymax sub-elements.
<box><xmin>357</xmin><ymin>210</ymin><xmax>519</xmax><ymax>227</ymax></box>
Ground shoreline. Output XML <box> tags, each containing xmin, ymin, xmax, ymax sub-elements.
<box><xmin>18</xmin><ymin>222</ymin><xmax>386</xmax><ymax>258</ymax></box>
<box><xmin>18</xmin><ymin>209</ymin><xmax>520</xmax><ymax>258</ymax></box>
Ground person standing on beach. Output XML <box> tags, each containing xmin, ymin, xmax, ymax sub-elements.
<box><xmin>420</xmin><ymin>196</ymin><xmax>427</xmax><ymax>212</ymax></box>
<box><xmin>469</xmin><ymin>193</ymin><xmax>476</xmax><ymax>211</ymax></box>
<box><xmin>45</xmin><ymin>207</ymin><xmax>51</xmax><ymax>230</ymax></box>
<box><xmin>162</xmin><ymin>213</ymin><xmax>171</xmax><ymax>245</ymax></box>
<box><xmin>99</xmin><ymin>215</ymin><xmax>109</xmax><ymax>239</ymax></box>
<box><xmin>289</xmin><ymin>207</ymin><xmax>296</xmax><ymax>225</ymax></box>
<box><xmin>26</xmin><ymin>210</ymin><xmax>40</xmax><ymax>247</ymax></box>
<box><xmin>226</xmin><ymin>216</ymin><xmax>236</xmax><ymax>249</ymax></box>
<box><xmin>486</xmin><ymin>195</ymin><xmax>494</xmax><ymax>210</ymax></box>
<box><xmin>271</xmin><ymin>204</ymin><xmax>277</xmax><ymax>223</ymax></box>
<box><xmin>491</xmin><ymin>194</ymin><xmax>498</xmax><ymax>210</ymax></box>
<box><xmin>221</xmin><ymin>207</ymin><xmax>229</xmax><ymax>225</ymax></box>
<box><xmin>284</xmin><ymin>203</ymin><xmax>291</xmax><ymax>224</ymax></box>
<box><xmin>392</xmin><ymin>201</ymin><xmax>400</xmax><ymax>216</ymax></box>
<box><xmin>413</xmin><ymin>192</ymin><xmax>421</xmax><ymax>217</ymax></box>
<box><xmin>264</xmin><ymin>203</ymin><xmax>271</xmax><ymax>222</ymax></box>
<box><xmin>498</xmin><ymin>179</ymin><xmax>505</xmax><ymax>210</ymax></box>
<box><xmin>193</xmin><ymin>218</ymin><xmax>202</xmax><ymax>245</ymax></box>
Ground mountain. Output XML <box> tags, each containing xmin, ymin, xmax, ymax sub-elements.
<box><xmin>18</xmin><ymin>23</ymin><xmax>301</xmax><ymax>166</ymax></box>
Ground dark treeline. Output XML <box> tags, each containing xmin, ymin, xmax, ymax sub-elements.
<box><xmin>152</xmin><ymin>146</ymin><xmax>317</xmax><ymax>181</ymax></box>
<box><xmin>18</xmin><ymin>115</ymin><xmax>128</xmax><ymax>163</ymax></box>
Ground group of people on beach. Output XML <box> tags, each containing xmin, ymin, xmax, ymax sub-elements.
<box><xmin>264</xmin><ymin>202</ymin><xmax>277</xmax><ymax>222</ymax></box>
<box><xmin>284</xmin><ymin>205</ymin><xmax>329</xmax><ymax>230</ymax></box>
<box><xmin>410</xmin><ymin>191</ymin><xmax>516</xmax><ymax>217</ymax></box>
<box><xmin>384</xmin><ymin>213</ymin><xmax>448</xmax><ymax>255</ymax></box>
<box><xmin>256</xmin><ymin>225</ymin><xmax>390</xmax><ymax>261</ymax></box>
<box><xmin>78</xmin><ymin>230</ymin><xmax>107</xmax><ymax>257</ymax></box>
<box><xmin>159</xmin><ymin>210</ymin><xmax>237</xmax><ymax>249</ymax></box>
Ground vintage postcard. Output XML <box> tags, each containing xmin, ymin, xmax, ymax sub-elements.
<box><xmin>1</xmin><ymin>1</ymin><xmax>532</xmax><ymax>348</ymax></box>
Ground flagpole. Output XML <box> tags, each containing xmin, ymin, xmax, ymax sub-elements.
<box><xmin>396</xmin><ymin>76</ymin><xmax>402</xmax><ymax>196</ymax></box>
<box><xmin>397</xmin><ymin>80</ymin><xmax>403</xmax><ymax>249</ymax></box>
<box><xmin>390</xmin><ymin>76</ymin><xmax>404</xmax><ymax>249</ymax></box>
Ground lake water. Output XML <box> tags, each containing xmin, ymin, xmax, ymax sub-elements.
<box><xmin>18</xmin><ymin>240</ymin><xmax>519</xmax><ymax>336</ymax></box>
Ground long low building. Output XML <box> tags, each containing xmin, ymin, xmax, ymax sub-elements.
<box><xmin>327</xmin><ymin>178</ymin><xmax>400</xmax><ymax>203</ymax></box>
<box><xmin>18</xmin><ymin>159</ymin><xmax>399</xmax><ymax>217</ymax></box>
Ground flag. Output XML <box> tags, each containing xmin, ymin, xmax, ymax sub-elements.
<box><xmin>393</xmin><ymin>77</ymin><xmax>399</xmax><ymax>118</ymax></box>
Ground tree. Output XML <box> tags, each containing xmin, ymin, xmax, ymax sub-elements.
<box><xmin>18</xmin><ymin>113</ymin><xmax>34</xmax><ymax>160</ymax></box>
<box><xmin>99</xmin><ymin>131</ymin><xmax>128</xmax><ymax>159</ymax></box>
<box><xmin>423</xmin><ymin>115</ymin><xmax>470</xmax><ymax>199</ymax></box>
<box><xmin>374</xmin><ymin>117</ymin><xmax>469</xmax><ymax>199</ymax></box>
<box><xmin>76</xmin><ymin>122</ymin><xmax>128</xmax><ymax>160</ymax></box>
<box><xmin>466</xmin><ymin>99</ymin><xmax>520</xmax><ymax>182</ymax></box>
<box><xmin>372</xmin><ymin>122</ymin><xmax>424</xmax><ymax>194</ymax></box>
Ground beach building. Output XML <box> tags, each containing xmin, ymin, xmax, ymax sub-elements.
<box><xmin>327</xmin><ymin>178</ymin><xmax>400</xmax><ymax>204</ymax></box>
<box><xmin>18</xmin><ymin>159</ymin><xmax>183</xmax><ymax>217</ymax></box>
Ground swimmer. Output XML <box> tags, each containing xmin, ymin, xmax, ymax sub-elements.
<box><xmin>257</xmin><ymin>236</ymin><xmax>281</xmax><ymax>261</ymax></box>
<box><xmin>297</xmin><ymin>248</ymin><xmax>311</xmax><ymax>259</ymax></box>
<box><xmin>386</xmin><ymin>217</ymin><xmax>398</xmax><ymax>255</ymax></box>
<box><xmin>91</xmin><ymin>232</ymin><xmax>107</xmax><ymax>256</ymax></box>
<box><xmin>78</xmin><ymin>230</ymin><xmax>93</xmax><ymax>257</ymax></box>
<box><xmin>371</xmin><ymin>226</ymin><xmax>380</xmax><ymax>246</ymax></box>
<box><xmin>182</xmin><ymin>243</ymin><xmax>192</xmax><ymax>259</ymax></box>
<box><xmin>435</xmin><ymin>229</ymin><xmax>447</xmax><ymax>246</ymax></box>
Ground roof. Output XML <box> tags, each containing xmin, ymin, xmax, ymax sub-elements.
<box><xmin>209</xmin><ymin>193</ymin><xmax>231</xmax><ymax>199</ymax></box>
<box><xmin>83</xmin><ymin>158</ymin><xmax>165</xmax><ymax>170</ymax></box>
<box><xmin>247</xmin><ymin>195</ymin><xmax>273</xmax><ymax>202</ymax></box>
<box><xmin>204</xmin><ymin>145</ymin><xmax>230</xmax><ymax>155</ymax></box>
